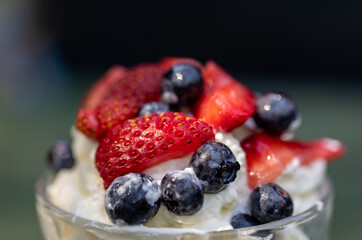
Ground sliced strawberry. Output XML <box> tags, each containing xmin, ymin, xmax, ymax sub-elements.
<box><xmin>160</xmin><ymin>57</ymin><xmax>203</xmax><ymax>72</ymax></box>
<box><xmin>195</xmin><ymin>81</ymin><xmax>255</xmax><ymax>132</ymax></box>
<box><xmin>95</xmin><ymin>91</ymin><xmax>145</xmax><ymax>138</ymax></box>
<box><xmin>96</xmin><ymin>112</ymin><xmax>215</xmax><ymax>188</ymax></box>
<box><xmin>76</xmin><ymin>108</ymin><xmax>99</xmax><ymax>140</ymax></box>
<box><xmin>109</xmin><ymin>63</ymin><xmax>164</xmax><ymax>102</ymax></box>
<box><xmin>202</xmin><ymin>60</ymin><xmax>236</xmax><ymax>94</ymax></box>
<box><xmin>241</xmin><ymin>133</ymin><xmax>346</xmax><ymax>189</ymax></box>
<box><xmin>82</xmin><ymin>65</ymin><xmax>127</xmax><ymax>109</ymax></box>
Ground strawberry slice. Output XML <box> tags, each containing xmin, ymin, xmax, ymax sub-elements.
<box><xmin>195</xmin><ymin>81</ymin><xmax>255</xmax><ymax>132</ymax></box>
<box><xmin>82</xmin><ymin>65</ymin><xmax>127</xmax><ymax>110</ymax></box>
<box><xmin>241</xmin><ymin>133</ymin><xmax>346</xmax><ymax>189</ymax></box>
<box><xmin>202</xmin><ymin>60</ymin><xmax>236</xmax><ymax>94</ymax></box>
<box><xmin>76</xmin><ymin>109</ymin><xmax>99</xmax><ymax>140</ymax></box>
<box><xmin>95</xmin><ymin>91</ymin><xmax>145</xmax><ymax>138</ymax></box>
<box><xmin>76</xmin><ymin>63</ymin><xmax>164</xmax><ymax>140</ymax></box>
<box><xmin>96</xmin><ymin>112</ymin><xmax>215</xmax><ymax>188</ymax></box>
<box><xmin>195</xmin><ymin>61</ymin><xmax>255</xmax><ymax>132</ymax></box>
<box><xmin>109</xmin><ymin>63</ymin><xmax>164</xmax><ymax>102</ymax></box>
<box><xmin>160</xmin><ymin>57</ymin><xmax>203</xmax><ymax>72</ymax></box>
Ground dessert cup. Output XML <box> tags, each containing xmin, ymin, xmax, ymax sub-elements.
<box><xmin>36</xmin><ymin>171</ymin><xmax>334</xmax><ymax>240</ymax></box>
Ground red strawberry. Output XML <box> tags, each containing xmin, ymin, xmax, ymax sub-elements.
<box><xmin>82</xmin><ymin>65</ymin><xmax>127</xmax><ymax>109</ymax></box>
<box><xmin>202</xmin><ymin>60</ymin><xmax>235</xmax><ymax>94</ymax></box>
<box><xmin>76</xmin><ymin>63</ymin><xmax>164</xmax><ymax>139</ymax></box>
<box><xmin>109</xmin><ymin>63</ymin><xmax>164</xmax><ymax>102</ymax></box>
<box><xmin>76</xmin><ymin>109</ymin><xmax>99</xmax><ymax>140</ymax></box>
<box><xmin>195</xmin><ymin>81</ymin><xmax>255</xmax><ymax>132</ymax></box>
<box><xmin>241</xmin><ymin>133</ymin><xmax>346</xmax><ymax>189</ymax></box>
<box><xmin>160</xmin><ymin>57</ymin><xmax>203</xmax><ymax>72</ymax></box>
<box><xmin>95</xmin><ymin>91</ymin><xmax>145</xmax><ymax>138</ymax></box>
<box><xmin>96</xmin><ymin>112</ymin><xmax>215</xmax><ymax>188</ymax></box>
<box><xmin>195</xmin><ymin>61</ymin><xmax>255</xmax><ymax>132</ymax></box>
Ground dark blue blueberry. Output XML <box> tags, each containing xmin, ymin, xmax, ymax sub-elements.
<box><xmin>105</xmin><ymin>173</ymin><xmax>161</xmax><ymax>225</ymax></box>
<box><xmin>250</xmin><ymin>183</ymin><xmax>293</xmax><ymax>223</ymax></box>
<box><xmin>253</xmin><ymin>92</ymin><xmax>298</xmax><ymax>135</ymax></box>
<box><xmin>231</xmin><ymin>213</ymin><xmax>272</xmax><ymax>238</ymax></box>
<box><xmin>160</xmin><ymin>170</ymin><xmax>204</xmax><ymax>215</ymax></box>
<box><xmin>190</xmin><ymin>142</ymin><xmax>240</xmax><ymax>193</ymax></box>
<box><xmin>138</xmin><ymin>102</ymin><xmax>170</xmax><ymax>116</ymax></box>
<box><xmin>47</xmin><ymin>140</ymin><xmax>74</xmax><ymax>173</ymax></box>
<box><xmin>161</xmin><ymin>64</ymin><xmax>203</xmax><ymax>106</ymax></box>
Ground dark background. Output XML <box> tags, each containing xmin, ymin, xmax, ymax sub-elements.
<box><xmin>0</xmin><ymin>1</ymin><xmax>361</xmax><ymax>239</ymax></box>
<box><xmin>50</xmin><ymin>0</ymin><xmax>362</xmax><ymax>76</ymax></box>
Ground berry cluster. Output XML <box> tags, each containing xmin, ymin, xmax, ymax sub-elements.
<box><xmin>230</xmin><ymin>183</ymin><xmax>293</xmax><ymax>237</ymax></box>
<box><xmin>46</xmin><ymin>57</ymin><xmax>345</xmax><ymax>229</ymax></box>
<box><xmin>104</xmin><ymin>141</ymin><xmax>240</xmax><ymax>224</ymax></box>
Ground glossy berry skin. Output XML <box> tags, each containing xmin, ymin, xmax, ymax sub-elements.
<box><xmin>161</xmin><ymin>64</ymin><xmax>203</xmax><ymax>106</ymax></box>
<box><xmin>138</xmin><ymin>102</ymin><xmax>170</xmax><ymax>116</ymax></box>
<box><xmin>253</xmin><ymin>92</ymin><xmax>297</xmax><ymax>135</ymax></box>
<box><xmin>160</xmin><ymin>170</ymin><xmax>204</xmax><ymax>215</ymax></box>
<box><xmin>47</xmin><ymin>140</ymin><xmax>74</xmax><ymax>173</ymax></box>
<box><xmin>231</xmin><ymin>213</ymin><xmax>259</xmax><ymax>229</ymax></box>
<box><xmin>250</xmin><ymin>183</ymin><xmax>293</xmax><ymax>224</ymax></box>
<box><xmin>96</xmin><ymin>112</ymin><xmax>215</xmax><ymax>189</ymax></box>
<box><xmin>231</xmin><ymin>213</ymin><xmax>272</xmax><ymax>238</ymax></box>
<box><xmin>104</xmin><ymin>173</ymin><xmax>161</xmax><ymax>225</ymax></box>
<box><xmin>190</xmin><ymin>142</ymin><xmax>240</xmax><ymax>193</ymax></box>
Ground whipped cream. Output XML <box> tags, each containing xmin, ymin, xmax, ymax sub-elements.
<box><xmin>47</xmin><ymin>125</ymin><xmax>327</xmax><ymax>235</ymax></box>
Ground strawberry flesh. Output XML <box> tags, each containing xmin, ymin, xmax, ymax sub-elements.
<box><xmin>82</xmin><ymin>65</ymin><xmax>127</xmax><ymax>110</ymax></box>
<box><xmin>195</xmin><ymin>61</ymin><xmax>255</xmax><ymax>132</ymax></box>
<box><xmin>96</xmin><ymin>112</ymin><xmax>215</xmax><ymax>188</ymax></box>
<box><xmin>195</xmin><ymin>82</ymin><xmax>255</xmax><ymax>132</ymax></box>
<box><xmin>241</xmin><ymin>133</ymin><xmax>346</xmax><ymax>189</ymax></box>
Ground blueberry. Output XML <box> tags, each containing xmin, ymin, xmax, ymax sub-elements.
<box><xmin>250</xmin><ymin>183</ymin><xmax>293</xmax><ymax>223</ymax></box>
<box><xmin>161</xmin><ymin>64</ymin><xmax>203</xmax><ymax>106</ymax></box>
<box><xmin>253</xmin><ymin>92</ymin><xmax>298</xmax><ymax>135</ymax></box>
<box><xmin>105</xmin><ymin>173</ymin><xmax>161</xmax><ymax>225</ymax></box>
<box><xmin>47</xmin><ymin>140</ymin><xmax>74</xmax><ymax>173</ymax></box>
<box><xmin>138</xmin><ymin>102</ymin><xmax>170</xmax><ymax>116</ymax></box>
<box><xmin>160</xmin><ymin>170</ymin><xmax>204</xmax><ymax>215</ymax></box>
<box><xmin>231</xmin><ymin>213</ymin><xmax>272</xmax><ymax>238</ymax></box>
<box><xmin>190</xmin><ymin>142</ymin><xmax>240</xmax><ymax>193</ymax></box>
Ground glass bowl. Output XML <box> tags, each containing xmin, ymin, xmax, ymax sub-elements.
<box><xmin>35</xmin><ymin>172</ymin><xmax>334</xmax><ymax>240</ymax></box>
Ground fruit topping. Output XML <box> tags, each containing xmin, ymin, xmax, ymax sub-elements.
<box><xmin>104</xmin><ymin>173</ymin><xmax>161</xmax><ymax>225</ymax></box>
<box><xmin>95</xmin><ymin>92</ymin><xmax>145</xmax><ymax>138</ymax></box>
<box><xmin>190</xmin><ymin>141</ymin><xmax>240</xmax><ymax>193</ymax></box>
<box><xmin>230</xmin><ymin>213</ymin><xmax>260</xmax><ymax>229</ymax></box>
<box><xmin>241</xmin><ymin>133</ymin><xmax>346</xmax><ymax>189</ymax></box>
<box><xmin>230</xmin><ymin>213</ymin><xmax>272</xmax><ymax>238</ymax></box>
<box><xmin>202</xmin><ymin>60</ymin><xmax>236</xmax><ymax>94</ymax></box>
<box><xmin>250</xmin><ymin>183</ymin><xmax>293</xmax><ymax>223</ymax></box>
<box><xmin>161</xmin><ymin>64</ymin><xmax>203</xmax><ymax>106</ymax></box>
<box><xmin>253</xmin><ymin>92</ymin><xmax>298</xmax><ymax>135</ymax></box>
<box><xmin>160</xmin><ymin>170</ymin><xmax>204</xmax><ymax>215</ymax></box>
<box><xmin>82</xmin><ymin>65</ymin><xmax>127</xmax><ymax>110</ymax></box>
<box><xmin>76</xmin><ymin>63</ymin><xmax>164</xmax><ymax>140</ymax></box>
<box><xmin>195</xmin><ymin>61</ymin><xmax>255</xmax><ymax>132</ymax></box>
<box><xmin>138</xmin><ymin>102</ymin><xmax>170</xmax><ymax>117</ymax></box>
<box><xmin>110</xmin><ymin>63</ymin><xmax>164</xmax><ymax>103</ymax></box>
<box><xmin>47</xmin><ymin>140</ymin><xmax>75</xmax><ymax>173</ymax></box>
<box><xmin>96</xmin><ymin>112</ymin><xmax>215</xmax><ymax>188</ymax></box>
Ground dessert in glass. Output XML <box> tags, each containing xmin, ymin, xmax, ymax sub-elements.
<box><xmin>36</xmin><ymin>57</ymin><xmax>345</xmax><ymax>240</ymax></box>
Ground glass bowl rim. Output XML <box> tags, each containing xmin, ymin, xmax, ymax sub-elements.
<box><xmin>35</xmin><ymin>171</ymin><xmax>334</xmax><ymax>237</ymax></box>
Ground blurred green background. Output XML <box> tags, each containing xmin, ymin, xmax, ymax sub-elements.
<box><xmin>1</xmin><ymin>1</ymin><xmax>362</xmax><ymax>239</ymax></box>
<box><xmin>0</xmin><ymin>73</ymin><xmax>361</xmax><ymax>240</ymax></box>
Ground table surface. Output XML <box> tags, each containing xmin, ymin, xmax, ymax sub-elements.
<box><xmin>0</xmin><ymin>72</ymin><xmax>361</xmax><ymax>240</ymax></box>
